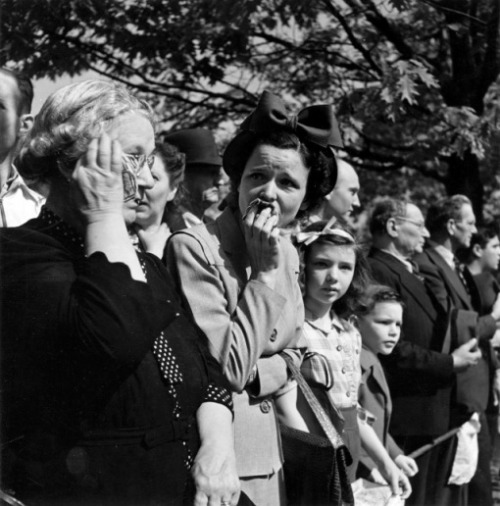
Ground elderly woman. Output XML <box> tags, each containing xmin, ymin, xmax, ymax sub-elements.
<box><xmin>133</xmin><ymin>142</ymin><xmax>185</xmax><ymax>259</ymax></box>
<box><xmin>0</xmin><ymin>80</ymin><xmax>239</xmax><ymax>506</ymax></box>
<box><xmin>167</xmin><ymin>91</ymin><xmax>342</xmax><ymax>505</ymax></box>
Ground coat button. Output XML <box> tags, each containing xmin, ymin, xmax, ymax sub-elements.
<box><xmin>260</xmin><ymin>400</ymin><xmax>271</xmax><ymax>413</ymax></box>
<box><xmin>270</xmin><ymin>329</ymin><xmax>277</xmax><ymax>342</ymax></box>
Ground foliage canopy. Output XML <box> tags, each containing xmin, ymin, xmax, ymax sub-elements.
<box><xmin>2</xmin><ymin>0</ymin><xmax>499</xmax><ymax>216</ymax></box>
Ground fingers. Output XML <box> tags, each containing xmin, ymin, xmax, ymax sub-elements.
<box><xmin>194</xmin><ymin>490</ymin><xmax>208</xmax><ymax>506</ymax></box>
<box><xmin>110</xmin><ymin>139</ymin><xmax>123</xmax><ymax>176</ymax></box>
<box><xmin>466</xmin><ymin>338</ymin><xmax>478</xmax><ymax>350</ymax></box>
<box><xmin>96</xmin><ymin>133</ymin><xmax>111</xmax><ymax>171</ymax></box>
<box><xmin>82</xmin><ymin>137</ymin><xmax>98</xmax><ymax>170</ymax></box>
<box><xmin>244</xmin><ymin>206</ymin><xmax>278</xmax><ymax>240</ymax></box>
<box><xmin>399</xmin><ymin>473</ymin><xmax>412</xmax><ymax>499</ymax></box>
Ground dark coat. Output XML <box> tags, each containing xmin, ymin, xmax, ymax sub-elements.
<box><xmin>0</xmin><ymin>215</ymin><xmax>232</xmax><ymax>506</ymax></box>
<box><xmin>415</xmin><ymin>248</ymin><xmax>494</xmax><ymax>415</ymax></box>
<box><xmin>367</xmin><ymin>248</ymin><xmax>454</xmax><ymax>437</ymax></box>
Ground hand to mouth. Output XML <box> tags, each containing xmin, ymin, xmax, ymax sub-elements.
<box><xmin>242</xmin><ymin>198</ymin><xmax>273</xmax><ymax>220</ymax></box>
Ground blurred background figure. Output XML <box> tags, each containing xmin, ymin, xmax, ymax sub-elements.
<box><xmin>459</xmin><ymin>225</ymin><xmax>500</xmax><ymax>454</ymax></box>
<box><xmin>133</xmin><ymin>142</ymin><xmax>185</xmax><ymax>259</ymax></box>
<box><xmin>0</xmin><ymin>68</ymin><xmax>46</xmax><ymax>227</ymax></box>
<box><xmin>163</xmin><ymin>127</ymin><xmax>226</xmax><ymax>230</ymax></box>
<box><xmin>308</xmin><ymin>158</ymin><xmax>360</xmax><ymax>226</ymax></box>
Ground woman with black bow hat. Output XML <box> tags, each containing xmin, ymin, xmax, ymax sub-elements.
<box><xmin>167</xmin><ymin>91</ymin><xmax>342</xmax><ymax>505</ymax></box>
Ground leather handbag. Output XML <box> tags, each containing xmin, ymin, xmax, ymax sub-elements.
<box><xmin>280</xmin><ymin>353</ymin><xmax>354</xmax><ymax>506</ymax></box>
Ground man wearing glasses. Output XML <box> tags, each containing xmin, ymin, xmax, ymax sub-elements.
<box><xmin>367</xmin><ymin>197</ymin><xmax>481</xmax><ymax>506</ymax></box>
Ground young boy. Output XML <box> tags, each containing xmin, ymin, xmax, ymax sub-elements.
<box><xmin>356</xmin><ymin>284</ymin><xmax>419</xmax><ymax>483</ymax></box>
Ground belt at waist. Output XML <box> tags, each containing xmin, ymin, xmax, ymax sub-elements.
<box><xmin>80</xmin><ymin>416</ymin><xmax>196</xmax><ymax>448</ymax></box>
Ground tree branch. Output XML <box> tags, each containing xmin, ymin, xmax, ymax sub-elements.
<box><xmin>320</xmin><ymin>0</ymin><xmax>383</xmax><ymax>75</ymax></box>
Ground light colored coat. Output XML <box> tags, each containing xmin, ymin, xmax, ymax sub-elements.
<box><xmin>167</xmin><ymin>207</ymin><xmax>304</xmax><ymax>477</ymax></box>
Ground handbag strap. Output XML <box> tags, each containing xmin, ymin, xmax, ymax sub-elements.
<box><xmin>281</xmin><ymin>353</ymin><xmax>346</xmax><ymax>449</ymax></box>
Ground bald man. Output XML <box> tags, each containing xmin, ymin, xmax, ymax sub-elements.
<box><xmin>309</xmin><ymin>159</ymin><xmax>360</xmax><ymax>225</ymax></box>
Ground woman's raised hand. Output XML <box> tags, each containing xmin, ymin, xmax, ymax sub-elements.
<box><xmin>242</xmin><ymin>204</ymin><xmax>281</xmax><ymax>288</ymax></box>
<box><xmin>72</xmin><ymin>133</ymin><xmax>125</xmax><ymax>222</ymax></box>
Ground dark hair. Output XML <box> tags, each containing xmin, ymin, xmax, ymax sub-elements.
<box><xmin>356</xmin><ymin>284</ymin><xmax>404</xmax><ymax>317</ymax></box>
<box><xmin>296</xmin><ymin>220</ymin><xmax>371</xmax><ymax>318</ymax></box>
<box><xmin>425</xmin><ymin>194</ymin><xmax>472</xmax><ymax>236</ymax></box>
<box><xmin>1</xmin><ymin>68</ymin><xmax>33</xmax><ymax>114</ymax></box>
<box><xmin>368</xmin><ymin>198</ymin><xmax>409</xmax><ymax>236</ymax></box>
<box><xmin>456</xmin><ymin>224</ymin><xmax>499</xmax><ymax>263</ymax></box>
<box><xmin>154</xmin><ymin>142</ymin><xmax>186</xmax><ymax>223</ymax></box>
<box><xmin>224</xmin><ymin>130</ymin><xmax>337</xmax><ymax>220</ymax></box>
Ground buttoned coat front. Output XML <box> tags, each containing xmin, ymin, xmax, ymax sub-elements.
<box><xmin>167</xmin><ymin>207</ymin><xmax>304</xmax><ymax>478</ymax></box>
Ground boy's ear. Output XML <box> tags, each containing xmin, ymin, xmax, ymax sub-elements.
<box><xmin>472</xmin><ymin>243</ymin><xmax>483</xmax><ymax>259</ymax></box>
<box><xmin>19</xmin><ymin>114</ymin><xmax>34</xmax><ymax>135</ymax></box>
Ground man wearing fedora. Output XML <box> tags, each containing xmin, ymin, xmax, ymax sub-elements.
<box><xmin>163</xmin><ymin>128</ymin><xmax>226</xmax><ymax>231</ymax></box>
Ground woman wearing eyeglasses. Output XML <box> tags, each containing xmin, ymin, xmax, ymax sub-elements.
<box><xmin>0</xmin><ymin>80</ymin><xmax>239</xmax><ymax>506</ymax></box>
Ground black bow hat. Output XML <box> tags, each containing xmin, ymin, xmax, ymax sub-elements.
<box><xmin>223</xmin><ymin>90</ymin><xmax>343</xmax><ymax>179</ymax></box>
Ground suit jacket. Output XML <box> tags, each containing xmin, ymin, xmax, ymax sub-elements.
<box><xmin>367</xmin><ymin>248</ymin><xmax>454</xmax><ymax>436</ymax></box>
<box><xmin>358</xmin><ymin>347</ymin><xmax>402</xmax><ymax>473</ymax></box>
<box><xmin>416</xmin><ymin>248</ymin><xmax>494</xmax><ymax>414</ymax></box>
<box><xmin>167</xmin><ymin>207</ymin><xmax>304</xmax><ymax>477</ymax></box>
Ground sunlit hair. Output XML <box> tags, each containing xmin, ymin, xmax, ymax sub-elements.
<box><xmin>154</xmin><ymin>142</ymin><xmax>186</xmax><ymax>223</ymax></box>
<box><xmin>368</xmin><ymin>198</ymin><xmax>409</xmax><ymax>237</ymax></box>
<box><xmin>0</xmin><ymin>68</ymin><xmax>33</xmax><ymax>114</ymax></box>
<box><xmin>425</xmin><ymin>194</ymin><xmax>472</xmax><ymax>236</ymax></box>
<box><xmin>295</xmin><ymin>220</ymin><xmax>371</xmax><ymax>318</ymax></box>
<box><xmin>224</xmin><ymin>130</ymin><xmax>337</xmax><ymax>219</ymax></box>
<box><xmin>16</xmin><ymin>80</ymin><xmax>154</xmax><ymax>181</ymax></box>
<box><xmin>355</xmin><ymin>284</ymin><xmax>404</xmax><ymax>318</ymax></box>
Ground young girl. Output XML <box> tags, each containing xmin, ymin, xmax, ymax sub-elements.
<box><xmin>356</xmin><ymin>284</ymin><xmax>419</xmax><ymax>482</ymax></box>
<box><xmin>279</xmin><ymin>220</ymin><xmax>411</xmax><ymax>498</ymax></box>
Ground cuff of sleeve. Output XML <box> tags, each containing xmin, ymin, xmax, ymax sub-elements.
<box><xmin>252</xmin><ymin>355</ymin><xmax>289</xmax><ymax>398</ymax></box>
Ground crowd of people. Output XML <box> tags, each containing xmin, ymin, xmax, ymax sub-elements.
<box><xmin>1</xmin><ymin>68</ymin><xmax>500</xmax><ymax>506</ymax></box>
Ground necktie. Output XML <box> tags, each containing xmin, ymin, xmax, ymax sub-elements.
<box><xmin>409</xmin><ymin>259</ymin><xmax>425</xmax><ymax>283</ymax></box>
<box><xmin>454</xmin><ymin>257</ymin><xmax>471</xmax><ymax>296</ymax></box>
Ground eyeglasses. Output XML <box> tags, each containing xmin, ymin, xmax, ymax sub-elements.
<box><xmin>395</xmin><ymin>216</ymin><xmax>426</xmax><ymax>230</ymax></box>
<box><xmin>122</xmin><ymin>153</ymin><xmax>155</xmax><ymax>175</ymax></box>
<box><xmin>121</xmin><ymin>153</ymin><xmax>155</xmax><ymax>202</ymax></box>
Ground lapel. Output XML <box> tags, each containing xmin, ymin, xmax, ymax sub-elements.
<box><xmin>361</xmin><ymin>347</ymin><xmax>391</xmax><ymax>407</ymax></box>
<box><xmin>425</xmin><ymin>248</ymin><xmax>472</xmax><ymax>310</ymax></box>
<box><xmin>370</xmin><ymin>249</ymin><xmax>438</xmax><ymax>320</ymax></box>
<box><xmin>213</xmin><ymin>208</ymin><xmax>250</xmax><ymax>283</ymax></box>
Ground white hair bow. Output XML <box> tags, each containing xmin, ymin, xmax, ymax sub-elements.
<box><xmin>295</xmin><ymin>227</ymin><xmax>355</xmax><ymax>246</ymax></box>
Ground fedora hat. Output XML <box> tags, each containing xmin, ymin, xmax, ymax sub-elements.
<box><xmin>163</xmin><ymin>128</ymin><xmax>222</xmax><ymax>168</ymax></box>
